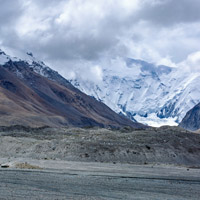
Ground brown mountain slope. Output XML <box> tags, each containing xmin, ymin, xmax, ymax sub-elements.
<box><xmin>0</xmin><ymin>61</ymin><xmax>144</xmax><ymax>128</ymax></box>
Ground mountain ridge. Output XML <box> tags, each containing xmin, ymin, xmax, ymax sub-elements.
<box><xmin>0</xmin><ymin>50</ymin><xmax>144</xmax><ymax>128</ymax></box>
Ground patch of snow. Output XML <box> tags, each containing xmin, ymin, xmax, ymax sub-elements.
<box><xmin>0</xmin><ymin>49</ymin><xmax>20</xmax><ymax>65</ymax></box>
<box><xmin>134</xmin><ymin>113</ymin><xmax>178</xmax><ymax>127</ymax></box>
<box><xmin>0</xmin><ymin>54</ymin><xmax>9</xmax><ymax>65</ymax></box>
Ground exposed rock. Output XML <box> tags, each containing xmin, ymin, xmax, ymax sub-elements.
<box><xmin>179</xmin><ymin>103</ymin><xmax>200</xmax><ymax>131</ymax></box>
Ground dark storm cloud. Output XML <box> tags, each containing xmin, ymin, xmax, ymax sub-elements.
<box><xmin>0</xmin><ymin>0</ymin><xmax>23</xmax><ymax>26</ymax></box>
<box><xmin>141</xmin><ymin>0</ymin><xmax>200</xmax><ymax>26</ymax></box>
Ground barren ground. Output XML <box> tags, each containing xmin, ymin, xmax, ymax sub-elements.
<box><xmin>0</xmin><ymin>126</ymin><xmax>200</xmax><ymax>166</ymax></box>
<box><xmin>0</xmin><ymin>160</ymin><xmax>200</xmax><ymax>200</ymax></box>
<box><xmin>0</xmin><ymin>125</ymin><xmax>200</xmax><ymax>199</ymax></box>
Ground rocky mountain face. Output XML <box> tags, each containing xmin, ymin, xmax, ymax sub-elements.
<box><xmin>179</xmin><ymin>102</ymin><xmax>200</xmax><ymax>131</ymax></box>
<box><xmin>0</xmin><ymin>50</ymin><xmax>144</xmax><ymax>128</ymax></box>
<box><xmin>71</xmin><ymin>58</ymin><xmax>200</xmax><ymax>127</ymax></box>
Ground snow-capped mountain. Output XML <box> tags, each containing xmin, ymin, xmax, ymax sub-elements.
<box><xmin>2</xmin><ymin>48</ymin><xmax>199</xmax><ymax>127</ymax></box>
<box><xmin>0</xmin><ymin>49</ymin><xmax>73</xmax><ymax>88</ymax></box>
<box><xmin>70</xmin><ymin>58</ymin><xmax>200</xmax><ymax>127</ymax></box>
<box><xmin>0</xmin><ymin>49</ymin><xmax>143</xmax><ymax>128</ymax></box>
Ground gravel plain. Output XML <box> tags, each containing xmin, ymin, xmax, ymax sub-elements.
<box><xmin>0</xmin><ymin>125</ymin><xmax>200</xmax><ymax>199</ymax></box>
<box><xmin>0</xmin><ymin>160</ymin><xmax>200</xmax><ymax>200</ymax></box>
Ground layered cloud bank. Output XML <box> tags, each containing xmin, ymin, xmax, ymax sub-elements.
<box><xmin>0</xmin><ymin>0</ymin><xmax>200</xmax><ymax>80</ymax></box>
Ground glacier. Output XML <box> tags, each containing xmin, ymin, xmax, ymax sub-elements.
<box><xmin>70</xmin><ymin>58</ymin><xmax>200</xmax><ymax>127</ymax></box>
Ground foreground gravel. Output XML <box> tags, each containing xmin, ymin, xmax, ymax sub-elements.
<box><xmin>0</xmin><ymin>164</ymin><xmax>200</xmax><ymax>200</ymax></box>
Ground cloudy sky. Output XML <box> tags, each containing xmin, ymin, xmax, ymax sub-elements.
<box><xmin>0</xmin><ymin>0</ymin><xmax>200</xmax><ymax>80</ymax></box>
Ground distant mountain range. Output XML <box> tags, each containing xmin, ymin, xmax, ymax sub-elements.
<box><xmin>1</xmin><ymin>49</ymin><xmax>199</xmax><ymax>131</ymax></box>
<box><xmin>0</xmin><ymin>49</ymin><xmax>143</xmax><ymax>128</ymax></box>
<box><xmin>70</xmin><ymin>58</ymin><xmax>200</xmax><ymax>128</ymax></box>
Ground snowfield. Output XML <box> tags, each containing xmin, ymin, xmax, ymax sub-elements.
<box><xmin>70</xmin><ymin>58</ymin><xmax>200</xmax><ymax>126</ymax></box>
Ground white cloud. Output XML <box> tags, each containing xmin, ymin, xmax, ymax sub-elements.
<box><xmin>0</xmin><ymin>0</ymin><xmax>200</xmax><ymax>77</ymax></box>
<box><xmin>91</xmin><ymin>65</ymin><xmax>103</xmax><ymax>81</ymax></box>
<box><xmin>180</xmin><ymin>51</ymin><xmax>200</xmax><ymax>72</ymax></box>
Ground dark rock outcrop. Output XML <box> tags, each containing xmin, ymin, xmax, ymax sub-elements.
<box><xmin>179</xmin><ymin>103</ymin><xmax>200</xmax><ymax>131</ymax></box>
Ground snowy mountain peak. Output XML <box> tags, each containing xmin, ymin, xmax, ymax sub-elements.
<box><xmin>0</xmin><ymin>49</ymin><xmax>72</xmax><ymax>90</ymax></box>
<box><xmin>126</xmin><ymin>58</ymin><xmax>172</xmax><ymax>76</ymax></box>
<box><xmin>70</xmin><ymin>58</ymin><xmax>200</xmax><ymax>127</ymax></box>
<box><xmin>0</xmin><ymin>50</ymin><xmax>11</xmax><ymax>65</ymax></box>
<box><xmin>0</xmin><ymin>49</ymin><xmax>6</xmax><ymax>55</ymax></box>
<box><xmin>0</xmin><ymin>50</ymin><xmax>61</xmax><ymax>82</ymax></box>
